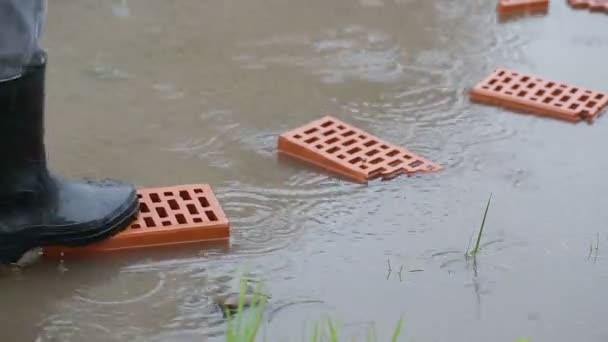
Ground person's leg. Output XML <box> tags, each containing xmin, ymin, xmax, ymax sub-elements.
<box><xmin>0</xmin><ymin>0</ymin><xmax>140</xmax><ymax>264</ymax></box>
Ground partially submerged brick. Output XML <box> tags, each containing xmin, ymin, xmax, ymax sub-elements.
<box><xmin>470</xmin><ymin>68</ymin><xmax>608</xmax><ymax>123</ymax></box>
<box><xmin>44</xmin><ymin>184</ymin><xmax>230</xmax><ymax>258</ymax></box>
<box><xmin>497</xmin><ymin>0</ymin><xmax>549</xmax><ymax>18</ymax></box>
<box><xmin>278</xmin><ymin>116</ymin><xmax>442</xmax><ymax>183</ymax></box>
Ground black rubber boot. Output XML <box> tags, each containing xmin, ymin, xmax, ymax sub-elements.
<box><xmin>0</xmin><ymin>56</ymin><xmax>139</xmax><ymax>264</ymax></box>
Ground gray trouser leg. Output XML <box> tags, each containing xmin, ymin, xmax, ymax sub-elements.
<box><xmin>0</xmin><ymin>0</ymin><xmax>47</xmax><ymax>80</ymax></box>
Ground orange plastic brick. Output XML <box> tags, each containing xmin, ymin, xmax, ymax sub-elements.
<box><xmin>497</xmin><ymin>0</ymin><xmax>549</xmax><ymax>18</ymax></box>
<box><xmin>44</xmin><ymin>184</ymin><xmax>230</xmax><ymax>258</ymax></box>
<box><xmin>470</xmin><ymin>68</ymin><xmax>608</xmax><ymax>123</ymax></box>
<box><xmin>568</xmin><ymin>0</ymin><xmax>608</xmax><ymax>12</ymax></box>
<box><xmin>278</xmin><ymin>116</ymin><xmax>442</xmax><ymax>183</ymax></box>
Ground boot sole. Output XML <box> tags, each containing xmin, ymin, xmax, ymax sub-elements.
<box><xmin>0</xmin><ymin>193</ymin><xmax>139</xmax><ymax>264</ymax></box>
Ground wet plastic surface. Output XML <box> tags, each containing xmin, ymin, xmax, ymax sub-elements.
<box><xmin>278</xmin><ymin>116</ymin><xmax>442</xmax><ymax>183</ymax></box>
<box><xmin>470</xmin><ymin>68</ymin><xmax>608</xmax><ymax>123</ymax></box>
<box><xmin>43</xmin><ymin>184</ymin><xmax>230</xmax><ymax>258</ymax></box>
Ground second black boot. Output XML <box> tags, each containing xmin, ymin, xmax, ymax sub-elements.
<box><xmin>0</xmin><ymin>56</ymin><xmax>139</xmax><ymax>264</ymax></box>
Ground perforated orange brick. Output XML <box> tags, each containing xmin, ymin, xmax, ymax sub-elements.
<box><xmin>497</xmin><ymin>0</ymin><xmax>549</xmax><ymax>18</ymax></box>
<box><xmin>470</xmin><ymin>68</ymin><xmax>608</xmax><ymax>123</ymax></box>
<box><xmin>43</xmin><ymin>184</ymin><xmax>230</xmax><ymax>258</ymax></box>
<box><xmin>278</xmin><ymin>116</ymin><xmax>442</xmax><ymax>183</ymax></box>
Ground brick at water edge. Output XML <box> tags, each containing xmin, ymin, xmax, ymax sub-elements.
<box><xmin>278</xmin><ymin>116</ymin><xmax>442</xmax><ymax>183</ymax></box>
<box><xmin>470</xmin><ymin>68</ymin><xmax>608</xmax><ymax>123</ymax></box>
<box><xmin>43</xmin><ymin>184</ymin><xmax>230</xmax><ymax>258</ymax></box>
<box><xmin>497</xmin><ymin>0</ymin><xmax>549</xmax><ymax>16</ymax></box>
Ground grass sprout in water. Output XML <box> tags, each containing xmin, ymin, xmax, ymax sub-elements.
<box><xmin>466</xmin><ymin>193</ymin><xmax>492</xmax><ymax>257</ymax></box>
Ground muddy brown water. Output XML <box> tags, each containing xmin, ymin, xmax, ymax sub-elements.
<box><xmin>2</xmin><ymin>0</ymin><xmax>608</xmax><ymax>341</ymax></box>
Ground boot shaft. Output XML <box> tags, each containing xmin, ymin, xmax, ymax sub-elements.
<box><xmin>0</xmin><ymin>62</ymin><xmax>49</xmax><ymax>200</ymax></box>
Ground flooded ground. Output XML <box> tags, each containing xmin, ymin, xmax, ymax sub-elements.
<box><xmin>2</xmin><ymin>0</ymin><xmax>608</xmax><ymax>341</ymax></box>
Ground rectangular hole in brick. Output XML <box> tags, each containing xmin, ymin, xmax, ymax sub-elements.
<box><xmin>387</xmin><ymin>149</ymin><xmax>399</xmax><ymax>157</ymax></box>
<box><xmin>527</xmin><ymin>83</ymin><xmax>536</xmax><ymax>89</ymax></box>
<box><xmin>342</xmin><ymin>130</ymin><xmax>355</xmax><ymax>137</ymax></box>
<box><xmin>489</xmin><ymin>79</ymin><xmax>497</xmax><ymax>85</ymax></box>
<box><xmin>343</xmin><ymin>139</ymin><xmax>356</xmax><ymax>146</ymax></box>
<box><xmin>586</xmin><ymin>101</ymin><xmax>597</xmax><ymax>108</ymax></box>
<box><xmin>498</xmin><ymin>70</ymin><xmax>505</xmax><ymax>76</ymax></box>
<box><xmin>366</xmin><ymin>149</ymin><xmax>379</xmax><ymax>157</ymax></box>
<box><xmin>551</xmin><ymin>89</ymin><xmax>563</xmax><ymax>96</ymax></box>
<box><xmin>482</xmin><ymin>86</ymin><xmax>489</xmax><ymax>89</ymax></box>
<box><xmin>131</xmin><ymin>224</ymin><xmax>140</xmax><ymax>229</ymax></box>
<box><xmin>503</xmin><ymin>77</ymin><xmax>512</xmax><ymax>83</ymax></box>
<box><xmin>168</xmin><ymin>199</ymin><xmax>180</xmax><ymax>210</ymax></box>
<box><xmin>293</xmin><ymin>134</ymin><xmax>302</xmax><ymax>139</ymax></box>
<box><xmin>560</xmin><ymin>95</ymin><xmax>571</xmax><ymax>102</ymax></box>
<box><xmin>305</xmin><ymin>136</ymin><xmax>319</xmax><ymax>144</ymax></box>
<box><xmin>517</xmin><ymin>91</ymin><xmax>527</xmax><ymax>97</ymax></box>
<box><xmin>535</xmin><ymin>90</ymin><xmax>545</xmax><ymax>96</ymax></box>
<box><xmin>316</xmin><ymin>144</ymin><xmax>323</xmax><ymax>149</ymax></box>
<box><xmin>364</xmin><ymin>140</ymin><xmax>378</xmax><ymax>147</ymax></box>
<box><xmin>521</xmin><ymin>76</ymin><xmax>530</xmax><ymax>82</ymax></box>
<box><xmin>175</xmin><ymin>214</ymin><xmax>187</xmax><ymax>224</ymax></box>
<box><xmin>337</xmin><ymin>154</ymin><xmax>345</xmax><ymax>159</ymax></box>
<box><xmin>596</xmin><ymin>94</ymin><xmax>605</xmax><ymax>100</ymax></box>
<box><xmin>403</xmin><ymin>154</ymin><xmax>412</xmax><ymax>159</ymax></box>
<box><xmin>327</xmin><ymin>146</ymin><xmax>340</xmax><ymax>154</ymax></box>
<box><xmin>358</xmin><ymin>135</ymin><xmax>366</xmax><ymax>139</ymax></box>
<box><xmin>140</xmin><ymin>202</ymin><xmax>150</xmax><ymax>213</ymax></box>
<box><xmin>349</xmin><ymin>156</ymin><xmax>363</xmax><ymax>164</ymax></box>
<box><xmin>198</xmin><ymin>197</ymin><xmax>210</xmax><ymax>207</ymax></box>
<box><xmin>506</xmin><ymin>91</ymin><xmax>513</xmax><ymax>95</ymax></box>
<box><xmin>144</xmin><ymin>217</ymin><xmax>156</xmax><ymax>228</ymax></box>
<box><xmin>511</xmin><ymin>84</ymin><xmax>520</xmax><ymax>90</ymax></box>
<box><xmin>370</xmin><ymin>157</ymin><xmax>383</xmax><ymax>165</ymax></box>
<box><xmin>585</xmin><ymin>90</ymin><xmax>592</xmax><ymax>94</ymax></box>
<box><xmin>187</xmin><ymin>204</ymin><xmax>199</xmax><ymax>215</ymax></box>
<box><xmin>546</xmin><ymin>82</ymin><xmax>555</xmax><ymax>88</ymax></box>
<box><xmin>194</xmin><ymin>188</ymin><xmax>203</xmax><ymax>194</ymax></box>
<box><xmin>570</xmin><ymin>88</ymin><xmax>579</xmax><ymax>94</ymax></box>
<box><xmin>162</xmin><ymin>221</ymin><xmax>171</xmax><ymax>227</ymax></box>
<box><xmin>323</xmin><ymin>129</ymin><xmax>336</xmax><ymax>136</ymax></box>
<box><xmin>137</xmin><ymin>194</ymin><xmax>143</xmax><ymax>199</ymax></box>
<box><xmin>325</xmin><ymin>137</ymin><xmax>339</xmax><ymax>145</ymax></box>
<box><xmin>337</xmin><ymin>125</ymin><xmax>345</xmax><ymax>130</ymax></box>
<box><xmin>164</xmin><ymin>191</ymin><xmax>173</xmax><ymax>196</ymax></box>
<box><xmin>347</xmin><ymin>147</ymin><xmax>361</xmax><ymax>154</ymax></box>
<box><xmin>193</xmin><ymin>218</ymin><xmax>203</xmax><ymax>223</ymax></box>
<box><xmin>408</xmin><ymin>160</ymin><xmax>423</xmax><ymax>168</ymax></box>
<box><xmin>360</xmin><ymin>165</ymin><xmax>368</xmax><ymax>169</ymax></box>
<box><xmin>559</xmin><ymin>84</ymin><xmax>567</xmax><ymax>88</ymax></box>
<box><xmin>556</xmin><ymin>104</ymin><xmax>562</xmax><ymax>107</ymax></box>
<box><xmin>389</xmin><ymin>160</ymin><xmax>403</xmax><ymax>167</ymax></box>
<box><xmin>150</xmin><ymin>193</ymin><xmax>161</xmax><ymax>203</ymax></box>
<box><xmin>381</xmin><ymin>145</ymin><xmax>389</xmax><ymax>149</ymax></box>
<box><xmin>494</xmin><ymin>85</ymin><xmax>503</xmax><ymax>91</ymax></box>
<box><xmin>205</xmin><ymin>210</ymin><xmax>218</xmax><ymax>221</ymax></box>
<box><xmin>156</xmin><ymin>206</ymin><xmax>168</xmax><ymax>218</ymax></box>
<box><xmin>579</xmin><ymin>95</ymin><xmax>590</xmax><ymax>101</ymax></box>
<box><xmin>180</xmin><ymin>190</ymin><xmax>192</xmax><ymax>201</ymax></box>
<box><xmin>543</xmin><ymin>97</ymin><xmax>553</xmax><ymax>104</ymax></box>
<box><xmin>570</xmin><ymin>103</ymin><xmax>580</xmax><ymax>110</ymax></box>
<box><xmin>530</xmin><ymin>97</ymin><xmax>538</xmax><ymax>101</ymax></box>
<box><xmin>321</xmin><ymin>120</ymin><xmax>334</xmax><ymax>128</ymax></box>
<box><xmin>304</xmin><ymin>128</ymin><xmax>318</xmax><ymax>134</ymax></box>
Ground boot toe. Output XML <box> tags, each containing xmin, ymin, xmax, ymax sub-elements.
<box><xmin>43</xmin><ymin>176</ymin><xmax>139</xmax><ymax>245</ymax></box>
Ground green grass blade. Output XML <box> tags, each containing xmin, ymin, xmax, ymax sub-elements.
<box><xmin>327</xmin><ymin>318</ymin><xmax>339</xmax><ymax>342</ymax></box>
<box><xmin>391</xmin><ymin>317</ymin><xmax>404</xmax><ymax>342</ymax></box>
<box><xmin>310</xmin><ymin>322</ymin><xmax>319</xmax><ymax>342</ymax></box>
<box><xmin>472</xmin><ymin>193</ymin><xmax>492</xmax><ymax>255</ymax></box>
